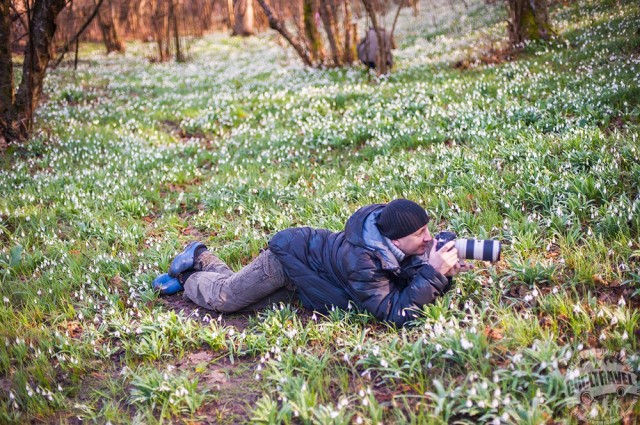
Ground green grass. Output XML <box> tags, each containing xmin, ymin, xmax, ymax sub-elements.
<box><xmin>1</xmin><ymin>0</ymin><xmax>639</xmax><ymax>422</ymax></box>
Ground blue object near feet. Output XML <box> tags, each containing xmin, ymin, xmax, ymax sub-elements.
<box><xmin>152</xmin><ymin>273</ymin><xmax>183</xmax><ymax>295</ymax></box>
<box><xmin>168</xmin><ymin>241</ymin><xmax>206</xmax><ymax>277</ymax></box>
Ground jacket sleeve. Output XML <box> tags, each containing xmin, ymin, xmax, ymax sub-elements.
<box><xmin>347</xmin><ymin>253</ymin><xmax>452</xmax><ymax>327</ymax></box>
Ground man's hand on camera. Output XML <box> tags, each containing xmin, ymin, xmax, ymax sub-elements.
<box><xmin>445</xmin><ymin>259</ymin><xmax>474</xmax><ymax>277</ymax></box>
<box><xmin>428</xmin><ymin>240</ymin><xmax>459</xmax><ymax>275</ymax></box>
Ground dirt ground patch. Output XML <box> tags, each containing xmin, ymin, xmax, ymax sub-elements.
<box><xmin>160</xmin><ymin>293</ymin><xmax>254</xmax><ymax>330</ymax></box>
<box><xmin>176</xmin><ymin>354</ymin><xmax>262</xmax><ymax>424</ymax></box>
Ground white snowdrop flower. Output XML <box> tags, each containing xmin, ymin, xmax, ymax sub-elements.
<box><xmin>466</xmin><ymin>399</ymin><xmax>472</xmax><ymax>408</ymax></box>
<box><xmin>380</xmin><ymin>359</ymin><xmax>389</xmax><ymax>368</ymax></box>
<box><xmin>552</xmin><ymin>286</ymin><xmax>559</xmax><ymax>294</ymax></box>
<box><xmin>3</xmin><ymin>297</ymin><xmax>8</xmax><ymax>303</ymax></box>
<box><xmin>622</xmin><ymin>331</ymin><xmax>629</xmax><ymax>340</ymax></box>
<box><xmin>359</xmin><ymin>389</ymin><xmax>365</xmax><ymax>398</ymax></box>
<box><xmin>343</xmin><ymin>353</ymin><xmax>349</xmax><ymax>362</ymax></box>
<box><xmin>461</xmin><ymin>338</ymin><xmax>474</xmax><ymax>350</ymax></box>
<box><xmin>492</xmin><ymin>418</ymin><xmax>501</xmax><ymax>425</ymax></box>
<box><xmin>618</xmin><ymin>297</ymin><xmax>626</xmax><ymax>306</ymax></box>
<box><xmin>356</xmin><ymin>416</ymin><xmax>363</xmax><ymax>424</ymax></box>
<box><xmin>446</xmin><ymin>349</ymin><xmax>454</xmax><ymax>356</ymax></box>
<box><xmin>255</xmin><ymin>374</ymin><xmax>260</xmax><ymax>381</ymax></box>
<box><xmin>524</xmin><ymin>294</ymin><xmax>533</xmax><ymax>302</ymax></box>
<box><xmin>330</xmin><ymin>410</ymin><xmax>339</xmax><ymax>419</ymax></box>
<box><xmin>590</xmin><ymin>406</ymin><xmax>598</xmax><ymax>417</ymax></box>
<box><xmin>599</xmin><ymin>332</ymin><xmax>607</xmax><ymax>341</ymax></box>
<box><xmin>532</xmin><ymin>288</ymin><xmax>538</xmax><ymax>297</ymax></box>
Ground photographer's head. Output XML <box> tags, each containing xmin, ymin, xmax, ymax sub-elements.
<box><xmin>377</xmin><ymin>199</ymin><xmax>432</xmax><ymax>256</ymax></box>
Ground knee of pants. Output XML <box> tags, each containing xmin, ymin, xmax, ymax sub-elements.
<box><xmin>211</xmin><ymin>300</ymin><xmax>240</xmax><ymax>314</ymax></box>
<box><xmin>209</xmin><ymin>285</ymin><xmax>245</xmax><ymax>314</ymax></box>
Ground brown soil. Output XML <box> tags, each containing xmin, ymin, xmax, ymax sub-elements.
<box><xmin>159</xmin><ymin>293</ymin><xmax>254</xmax><ymax>330</ymax></box>
<box><xmin>183</xmin><ymin>355</ymin><xmax>262</xmax><ymax>424</ymax></box>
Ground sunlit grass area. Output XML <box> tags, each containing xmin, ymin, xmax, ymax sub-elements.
<box><xmin>1</xmin><ymin>0</ymin><xmax>639</xmax><ymax>422</ymax></box>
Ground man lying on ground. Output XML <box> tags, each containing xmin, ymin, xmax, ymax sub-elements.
<box><xmin>153</xmin><ymin>199</ymin><xmax>472</xmax><ymax>326</ymax></box>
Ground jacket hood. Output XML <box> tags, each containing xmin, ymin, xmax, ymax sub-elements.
<box><xmin>344</xmin><ymin>204</ymin><xmax>400</xmax><ymax>270</ymax></box>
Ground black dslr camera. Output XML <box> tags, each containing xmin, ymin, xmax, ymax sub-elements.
<box><xmin>435</xmin><ymin>231</ymin><xmax>501</xmax><ymax>262</ymax></box>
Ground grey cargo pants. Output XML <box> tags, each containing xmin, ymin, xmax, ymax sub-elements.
<box><xmin>183</xmin><ymin>249</ymin><xmax>297</xmax><ymax>313</ymax></box>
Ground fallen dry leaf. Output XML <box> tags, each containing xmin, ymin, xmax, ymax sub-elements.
<box><xmin>205</xmin><ymin>369</ymin><xmax>227</xmax><ymax>385</ymax></box>
<box><xmin>187</xmin><ymin>351</ymin><xmax>213</xmax><ymax>364</ymax></box>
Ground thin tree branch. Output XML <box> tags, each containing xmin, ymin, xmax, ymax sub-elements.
<box><xmin>390</xmin><ymin>0</ymin><xmax>405</xmax><ymax>47</ymax></box>
<box><xmin>256</xmin><ymin>0</ymin><xmax>313</xmax><ymax>66</ymax></box>
<box><xmin>51</xmin><ymin>0</ymin><xmax>106</xmax><ymax>68</ymax></box>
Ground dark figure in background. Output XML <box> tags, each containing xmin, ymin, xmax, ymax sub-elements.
<box><xmin>153</xmin><ymin>199</ymin><xmax>472</xmax><ymax>326</ymax></box>
<box><xmin>357</xmin><ymin>27</ymin><xmax>394</xmax><ymax>70</ymax></box>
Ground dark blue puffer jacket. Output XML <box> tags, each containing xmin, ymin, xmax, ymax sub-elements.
<box><xmin>268</xmin><ymin>204</ymin><xmax>451</xmax><ymax>326</ymax></box>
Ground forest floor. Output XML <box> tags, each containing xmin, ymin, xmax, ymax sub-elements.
<box><xmin>1</xmin><ymin>0</ymin><xmax>640</xmax><ymax>423</ymax></box>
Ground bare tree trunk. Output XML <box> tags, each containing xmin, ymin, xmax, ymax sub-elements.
<box><xmin>256</xmin><ymin>0</ymin><xmax>313</xmax><ymax>66</ymax></box>
<box><xmin>361</xmin><ymin>0</ymin><xmax>388</xmax><ymax>74</ymax></box>
<box><xmin>233</xmin><ymin>0</ymin><xmax>255</xmax><ymax>36</ymax></box>
<box><xmin>304</xmin><ymin>0</ymin><xmax>324</xmax><ymax>64</ymax></box>
<box><xmin>343</xmin><ymin>0</ymin><xmax>357</xmax><ymax>64</ymax></box>
<box><xmin>226</xmin><ymin>0</ymin><xmax>236</xmax><ymax>30</ymax></box>
<box><xmin>164</xmin><ymin>1</ymin><xmax>171</xmax><ymax>59</ymax></box>
<box><xmin>506</xmin><ymin>0</ymin><xmax>552</xmax><ymax>47</ymax></box>
<box><xmin>319</xmin><ymin>0</ymin><xmax>343</xmax><ymax>66</ymax></box>
<box><xmin>151</xmin><ymin>0</ymin><xmax>170</xmax><ymax>61</ymax></box>
<box><xmin>0</xmin><ymin>0</ymin><xmax>67</xmax><ymax>147</ymax></box>
<box><xmin>0</xmin><ymin>0</ymin><xmax>12</xmax><ymax>149</ymax></box>
<box><xmin>410</xmin><ymin>0</ymin><xmax>420</xmax><ymax>16</ymax></box>
<box><xmin>97</xmin><ymin>0</ymin><xmax>125</xmax><ymax>53</ymax></box>
<box><xmin>168</xmin><ymin>0</ymin><xmax>183</xmax><ymax>61</ymax></box>
<box><xmin>390</xmin><ymin>0</ymin><xmax>404</xmax><ymax>49</ymax></box>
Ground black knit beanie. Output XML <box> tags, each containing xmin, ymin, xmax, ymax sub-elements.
<box><xmin>376</xmin><ymin>199</ymin><xmax>429</xmax><ymax>240</ymax></box>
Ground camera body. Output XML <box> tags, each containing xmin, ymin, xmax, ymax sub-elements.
<box><xmin>435</xmin><ymin>231</ymin><xmax>501</xmax><ymax>262</ymax></box>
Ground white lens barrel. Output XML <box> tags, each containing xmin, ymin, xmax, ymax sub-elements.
<box><xmin>455</xmin><ymin>239</ymin><xmax>501</xmax><ymax>262</ymax></box>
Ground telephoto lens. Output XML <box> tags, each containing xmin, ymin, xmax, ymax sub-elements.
<box><xmin>435</xmin><ymin>232</ymin><xmax>501</xmax><ymax>263</ymax></box>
